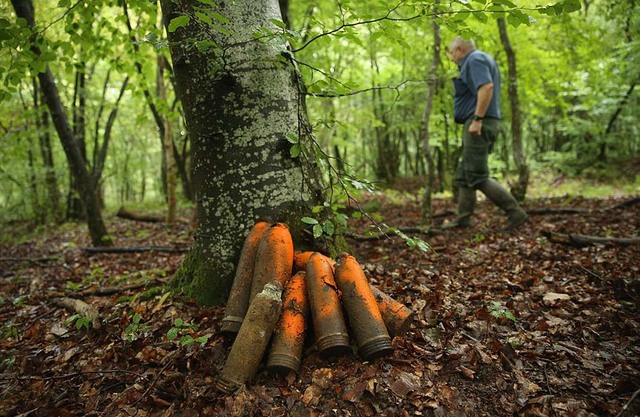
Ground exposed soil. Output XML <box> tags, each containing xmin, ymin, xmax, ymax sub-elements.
<box><xmin>0</xmin><ymin>193</ymin><xmax>639</xmax><ymax>417</ymax></box>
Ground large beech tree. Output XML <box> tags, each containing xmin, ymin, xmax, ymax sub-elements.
<box><xmin>161</xmin><ymin>0</ymin><xmax>326</xmax><ymax>305</ymax></box>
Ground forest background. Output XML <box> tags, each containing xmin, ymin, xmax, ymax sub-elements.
<box><xmin>1</xmin><ymin>0</ymin><xmax>638</xmax><ymax>233</ymax></box>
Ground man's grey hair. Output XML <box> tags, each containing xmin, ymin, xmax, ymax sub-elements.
<box><xmin>450</xmin><ymin>36</ymin><xmax>476</xmax><ymax>52</ymax></box>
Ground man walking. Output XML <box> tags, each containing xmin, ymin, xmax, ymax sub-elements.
<box><xmin>443</xmin><ymin>37</ymin><xmax>528</xmax><ymax>231</ymax></box>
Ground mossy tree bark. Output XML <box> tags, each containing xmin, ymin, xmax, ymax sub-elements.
<box><xmin>161</xmin><ymin>0</ymin><xmax>325</xmax><ymax>306</ymax></box>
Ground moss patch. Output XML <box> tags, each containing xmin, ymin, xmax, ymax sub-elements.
<box><xmin>170</xmin><ymin>247</ymin><xmax>232</xmax><ymax>306</ymax></box>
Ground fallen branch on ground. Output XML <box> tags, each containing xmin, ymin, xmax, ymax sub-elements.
<box><xmin>51</xmin><ymin>297</ymin><xmax>101</xmax><ymax>329</ymax></box>
<box><xmin>528</xmin><ymin>196</ymin><xmax>640</xmax><ymax>215</ymax></box>
<box><xmin>83</xmin><ymin>246</ymin><xmax>190</xmax><ymax>254</ymax></box>
<box><xmin>544</xmin><ymin>231</ymin><xmax>640</xmax><ymax>247</ymax></box>
<box><xmin>79</xmin><ymin>280</ymin><xmax>166</xmax><ymax>296</ymax></box>
<box><xmin>116</xmin><ymin>206</ymin><xmax>165</xmax><ymax>222</ymax></box>
<box><xmin>0</xmin><ymin>256</ymin><xmax>60</xmax><ymax>263</ymax></box>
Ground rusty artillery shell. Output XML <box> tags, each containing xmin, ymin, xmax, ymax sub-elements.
<box><xmin>335</xmin><ymin>253</ymin><xmax>393</xmax><ymax>361</ymax></box>
<box><xmin>267</xmin><ymin>271</ymin><xmax>309</xmax><ymax>374</ymax></box>
<box><xmin>221</xmin><ymin>221</ymin><xmax>271</xmax><ymax>335</ymax></box>
<box><xmin>305</xmin><ymin>252</ymin><xmax>350</xmax><ymax>357</ymax></box>
<box><xmin>294</xmin><ymin>251</ymin><xmax>335</xmax><ymax>273</ymax></box>
<box><xmin>249</xmin><ymin>223</ymin><xmax>294</xmax><ymax>304</ymax></box>
<box><xmin>217</xmin><ymin>281</ymin><xmax>283</xmax><ymax>394</ymax></box>
<box><xmin>370</xmin><ymin>285</ymin><xmax>415</xmax><ymax>338</ymax></box>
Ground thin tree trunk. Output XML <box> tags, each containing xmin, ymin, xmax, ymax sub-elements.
<box><xmin>68</xmin><ymin>63</ymin><xmax>88</xmax><ymax>220</ymax></box>
<box><xmin>122</xmin><ymin>1</ymin><xmax>173</xmax><ymax>196</ymax></box>
<box><xmin>11</xmin><ymin>0</ymin><xmax>112</xmax><ymax>246</ymax></box>
<box><xmin>420</xmin><ymin>3</ymin><xmax>441</xmax><ymax>226</ymax></box>
<box><xmin>157</xmin><ymin>54</ymin><xmax>177</xmax><ymax>223</ymax></box>
<box><xmin>498</xmin><ymin>17</ymin><xmax>529</xmax><ymax>202</ymax></box>
<box><xmin>34</xmin><ymin>78</ymin><xmax>62</xmax><ymax>223</ymax></box>
<box><xmin>605</xmin><ymin>80</ymin><xmax>637</xmax><ymax>135</ymax></box>
<box><xmin>93</xmin><ymin>77</ymin><xmax>129</xmax><ymax>185</ymax></box>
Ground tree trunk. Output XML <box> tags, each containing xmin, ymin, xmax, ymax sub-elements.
<box><xmin>157</xmin><ymin>54</ymin><xmax>177</xmax><ymax>223</ymax></box>
<box><xmin>67</xmin><ymin>62</ymin><xmax>88</xmax><ymax>220</ymax></box>
<box><xmin>420</xmin><ymin>3</ymin><xmax>441</xmax><ymax>226</ymax></box>
<box><xmin>11</xmin><ymin>0</ymin><xmax>112</xmax><ymax>246</ymax></box>
<box><xmin>161</xmin><ymin>0</ymin><xmax>325</xmax><ymax>305</ymax></box>
<box><xmin>34</xmin><ymin>79</ymin><xmax>62</xmax><ymax>223</ymax></box>
<box><xmin>497</xmin><ymin>17</ymin><xmax>529</xmax><ymax>202</ymax></box>
<box><xmin>369</xmin><ymin>51</ymin><xmax>399</xmax><ymax>184</ymax></box>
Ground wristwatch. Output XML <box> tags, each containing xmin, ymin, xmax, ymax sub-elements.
<box><xmin>473</xmin><ymin>114</ymin><xmax>484</xmax><ymax>121</ymax></box>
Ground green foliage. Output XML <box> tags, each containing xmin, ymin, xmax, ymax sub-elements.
<box><xmin>489</xmin><ymin>301</ymin><xmax>516</xmax><ymax>322</ymax></box>
<box><xmin>1</xmin><ymin>323</ymin><xmax>19</xmax><ymax>339</ymax></box>
<box><xmin>12</xmin><ymin>295</ymin><xmax>28</xmax><ymax>307</ymax></box>
<box><xmin>166</xmin><ymin>317</ymin><xmax>209</xmax><ymax>346</ymax></box>
<box><xmin>123</xmin><ymin>313</ymin><xmax>149</xmax><ymax>342</ymax></box>
<box><xmin>0</xmin><ymin>356</ymin><xmax>16</xmax><ymax>371</ymax></box>
<box><xmin>65</xmin><ymin>314</ymin><xmax>92</xmax><ymax>331</ymax></box>
<box><xmin>1</xmin><ymin>0</ymin><xmax>637</xmax><ymax>230</ymax></box>
<box><xmin>168</xmin><ymin>15</ymin><xmax>190</xmax><ymax>33</ymax></box>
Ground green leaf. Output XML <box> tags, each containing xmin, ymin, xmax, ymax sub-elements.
<box><xmin>132</xmin><ymin>314</ymin><xmax>142</xmax><ymax>324</ymax></box>
<box><xmin>175</xmin><ymin>318</ymin><xmax>184</xmax><ymax>327</ymax></box>
<box><xmin>312</xmin><ymin>224</ymin><xmax>323</xmax><ymax>239</ymax></box>
<box><xmin>180</xmin><ymin>335</ymin><xmax>195</xmax><ymax>346</ymax></box>
<box><xmin>167</xmin><ymin>328</ymin><xmax>178</xmax><ymax>341</ymax></box>
<box><xmin>195</xmin><ymin>335</ymin><xmax>210</xmax><ymax>344</ymax></box>
<box><xmin>195</xmin><ymin>11</ymin><xmax>212</xmax><ymax>25</ymax></box>
<box><xmin>301</xmin><ymin>217</ymin><xmax>319</xmax><ymax>225</ymax></box>
<box><xmin>168</xmin><ymin>15</ymin><xmax>190</xmax><ymax>33</ymax></box>
<box><xmin>562</xmin><ymin>0</ymin><xmax>582</xmax><ymax>13</ymax></box>
<box><xmin>210</xmin><ymin>12</ymin><xmax>231</xmax><ymax>25</ymax></box>
<box><xmin>322</xmin><ymin>221</ymin><xmax>335</xmax><ymax>236</ymax></box>
<box><xmin>335</xmin><ymin>213</ymin><xmax>348</xmax><ymax>227</ymax></box>
<box><xmin>493</xmin><ymin>0</ymin><xmax>517</xmax><ymax>6</ymax></box>
<box><xmin>286</xmin><ymin>132</ymin><xmax>298</xmax><ymax>144</ymax></box>
<box><xmin>269</xmin><ymin>19</ymin><xmax>287</xmax><ymax>29</ymax></box>
<box><xmin>290</xmin><ymin>143</ymin><xmax>300</xmax><ymax>158</ymax></box>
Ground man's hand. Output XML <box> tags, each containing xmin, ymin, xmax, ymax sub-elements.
<box><xmin>469</xmin><ymin>119</ymin><xmax>483</xmax><ymax>136</ymax></box>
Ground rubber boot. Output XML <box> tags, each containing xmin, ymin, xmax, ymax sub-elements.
<box><xmin>477</xmin><ymin>178</ymin><xmax>528</xmax><ymax>231</ymax></box>
<box><xmin>442</xmin><ymin>186</ymin><xmax>476</xmax><ymax>229</ymax></box>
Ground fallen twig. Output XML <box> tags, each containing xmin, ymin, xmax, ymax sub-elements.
<box><xmin>130</xmin><ymin>351</ymin><xmax>178</xmax><ymax>409</ymax></box>
<box><xmin>0</xmin><ymin>256</ymin><xmax>61</xmax><ymax>263</ymax></box>
<box><xmin>0</xmin><ymin>369</ymin><xmax>144</xmax><ymax>381</ymax></box>
<box><xmin>79</xmin><ymin>280</ymin><xmax>166</xmax><ymax>296</ymax></box>
<box><xmin>543</xmin><ymin>231</ymin><xmax>640</xmax><ymax>247</ymax></box>
<box><xmin>345</xmin><ymin>226</ymin><xmax>442</xmax><ymax>241</ymax></box>
<box><xmin>616</xmin><ymin>388</ymin><xmax>640</xmax><ymax>417</ymax></box>
<box><xmin>528</xmin><ymin>196</ymin><xmax>640</xmax><ymax>216</ymax></box>
<box><xmin>83</xmin><ymin>246</ymin><xmax>190</xmax><ymax>254</ymax></box>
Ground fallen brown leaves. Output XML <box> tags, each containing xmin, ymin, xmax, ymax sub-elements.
<box><xmin>0</xmin><ymin>195</ymin><xmax>639</xmax><ymax>416</ymax></box>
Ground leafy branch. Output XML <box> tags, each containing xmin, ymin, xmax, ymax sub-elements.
<box><xmin>290</xmin><ymin>1</ymin><xmax>418</xmax><ymax>53</ymax></box>
<box><xmin>289</xmin><ymin>0</ymin><xmax>581</xmax><ymax>53</ymax></box>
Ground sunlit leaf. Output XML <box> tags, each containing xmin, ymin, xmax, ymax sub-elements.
<box><xmin>168</xmin><ymin>15</ymin><xmax>190</xmax><ymax>33</ymax></box>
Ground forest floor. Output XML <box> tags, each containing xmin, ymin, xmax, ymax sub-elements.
<box><xmin>0</xmin><ymin>189</ymin><xmax>639</xmax><ymax>417</ymax></box>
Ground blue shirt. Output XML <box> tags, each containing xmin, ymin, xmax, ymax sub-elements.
<box><xmin>452</xmin><ymin>50</ymin><xmax>501</xmax><ymax>124</ymax></box>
